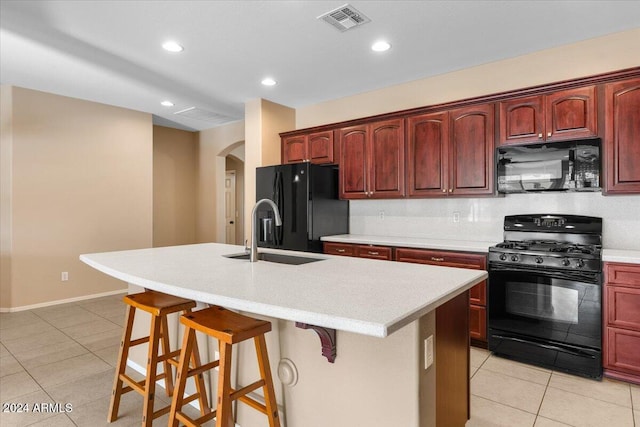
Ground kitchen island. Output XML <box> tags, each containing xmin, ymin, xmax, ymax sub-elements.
<box><xmin>80</xmin><ymin>243</ymin><xmax>487</xmax><ymax>427</ymax></box>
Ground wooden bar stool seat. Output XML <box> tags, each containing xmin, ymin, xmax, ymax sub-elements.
<box><xmin>169</xmin><ymin>305</ymin><xmax>281</xmax><ymax>427</ymax></box>
<box><xmin>108</xmin><ymin>290</ymin><xmax>210</xmax><ymax>426</ymax></box>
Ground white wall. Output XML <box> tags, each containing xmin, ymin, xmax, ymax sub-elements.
<box><xmin>292</xmin><ymin>28</ymin><xmax>640</xmax><ymax>252</ymax></box>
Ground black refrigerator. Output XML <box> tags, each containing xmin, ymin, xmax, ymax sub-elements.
<box><xmin>255</xmin><ymin>162</ymin><xmax>349</xmax><ymax>253</ymax></box>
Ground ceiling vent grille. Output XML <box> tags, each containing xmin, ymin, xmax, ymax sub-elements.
<box><xmin>318</xmin><ymin>4</ymin><xmax>371</xmax><ymax>32</ymax></box>
<box><xmin>173</xmin><ymin>107</ymin><xmax>232</xmax><ymax>125</ymax></box>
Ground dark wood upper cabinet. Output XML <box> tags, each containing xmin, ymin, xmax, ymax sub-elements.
<box><xmin>407</xmin><ymin>112</ymin><xmax>449</xmax><ymax>196</ymax></box>
<box><xmin>338</xmin><ymin>119</ymin><xmax>405</xmax><ymax>199</ymax></box>
<box><xmin>338</xmin><ymin>125</ymin><xmax>368</xmax><ymax>198</ymax></box>
<box><xmin>308</xmin><ymin>131</ymin><xmax>334</xmax><ymax>164</ymax></box>
<box><xmin>282</xmin><ymin>131</ymin><xmax>334</xmax><ymax>165</ymax></box>
<box><xmin>449</xmin><ymin>104</ymin><xmax>495</xmax><ymax>195</ymax></box>
<box><xmin>499</xmin><ymin>86</ymin><xmax>597</xmax><ymax>145</ymax></box>
<box><xmin>499</xmin><ymin>95</ymin><xmax>544</xmax><ymax>145</ymax></box>
<box><xmin>407</xmin><ymin>105</ymin><xmax>494</xmax><ymax>197</ymax></box>
<box><xmin>282</xmin><ymin>135</ymin><xmax>307</xmax><ymax>164</ymax></box>
<box><xmin>545</xmin><ymin>86</ymin><xmax>597</xmax><ymax>141</ymax></box>
<box><xmin>603</xmin><ymin>77</ymin><xmax>640</xmax><ymax>194</ymax></box>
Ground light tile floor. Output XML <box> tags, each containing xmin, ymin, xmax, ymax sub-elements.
<box><xmin>1</xmin><ymin>293</ymin><xmax>639</xmax><ymax>427</ymax></box>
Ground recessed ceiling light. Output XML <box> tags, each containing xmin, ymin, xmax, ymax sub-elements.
<box><xmin>371</xmin><ymin>40</ymin><xmax>391</xmax><ymax>52</ymax></box>
<box><xmin>161</xmin><ymin>100</ymin><xmax>174</xmax><ymax>107</ymax></box>
<box><xmin>162</xmin><ymin>41</ymin><xmax>183</xmax><ymax>52</ymax></box>
<box><xmin>261</xmin><ymin>77</ymin><xmax>277</xmax><ymax>86</ymax></box>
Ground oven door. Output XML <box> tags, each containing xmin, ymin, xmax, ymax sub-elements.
<box><xmin>488</xmin><ymin>264</ymin><xmax>602</xmax><ymax>378</ymax></box>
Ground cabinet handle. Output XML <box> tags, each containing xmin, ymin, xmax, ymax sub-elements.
<box><xmin>336</xmin><ymin>249</ymin><xmax>346</xmax><ymax>253</ymax></box>
<box><xmin>368</xmin><ymin>251</ymin><xmax>380</xmax><ymax>255</ymax></box>
<box><xmin>442</xmin><ymin>189</ymin><xmax>447</xmax><ymax>193</ymax></box>
<box><xmin>538</xmin><ymin>133</ymin><xmax>543</xmax><ymax>138</ymax></box>
<box><xmin>448</xmin><ymin>189</ymin><xmax>453</xmax><ymax>193</ymax></box>
<box><xmin>547</xmin><ymin>132</ymin><xmax>552</xmax><ymax>137</ymax></box>
<box><xmin>431</xmin><ymin>257</ymin><xmax>445</xmax><ymax>262</ymax></box>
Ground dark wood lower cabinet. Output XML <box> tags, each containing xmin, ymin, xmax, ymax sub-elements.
<box><xmin>395</xmin><ymin>247</ymin><xmax>488</xmax><ymax>346</ymax></box>
<box><xmin>603</xmin><ymin>262</ymin><xmax>640</xmax><ymax>385</ymax></box>
<box><xmin>323</xmin><ymin>243</ymin><xmax>488</xmax><ymax>346</ymax></box>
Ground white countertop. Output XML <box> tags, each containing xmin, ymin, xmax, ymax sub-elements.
<box><xmin>321</xmin><ymin>234</ymin><xmax>497</xmax><ymax>253</ymax></box>
<box><xmin>602</xmin><ymin>249</ymin><xmax>640</xmax><ymax>264</ymax></box>
<box><xmin>80</xmin><ymin>243</ymin><xmax>486</xmax><ymax>338</ymax></box>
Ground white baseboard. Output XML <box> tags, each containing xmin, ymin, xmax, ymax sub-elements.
<box><xmin>0</xmin><ymin>288</ymin><xmax>127</xmax><ymax>313</ymax></box>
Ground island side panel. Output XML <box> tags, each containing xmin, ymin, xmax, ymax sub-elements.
<box><xmin>279</xmin><ymin>317</ymin><xmax>431</xmax><ymax>427</ymax></box>
<box><xmin>435</xmin><ymin>290</ymin><xmax>470</xmax><ymax>426</ymax></box>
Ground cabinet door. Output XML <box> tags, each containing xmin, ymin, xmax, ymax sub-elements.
<box><xmin>545</xmin><ymin>86</ymin><xmax>597</xmax><ymax>141</ymax></box>
<box><xmin>369</xmin><ymin>119</ymin><xmax>405</xmax><ymax>198</ymax></box>
<box><xmin>282</xmin><ymin>135</ymin><xmax>307</xmax><ymax>164</ymax></box>
<box><xmin>498</xmin><ymin>96</ymin><xmax>544</xmax><ymax>145</ymax></box>
<box><xmin>338</xmin><ymin>125</ymin><xmax>369</xmax><ymax>199</ymax></box>
<box><xmin>605</xmin><ymin>327</ymin><xmax>640</xmax><ymax>377</ymax></box>
<box><xmin>449</xmin><ymin>104</ymin><xmax>495</xmax><ymax>196</ymax></box>
<box><xmin>407</xmin><ymin>112</ymin><xmax>449</xmax><ymax>197</ymax></box>
<box><xmin>604</xmin><ymin>78</ymin><xmax>640</xmax><ymax>194</ymax></box>
<box><xmin>469</xmin><ymin>305</ymin><xmax>487</xmax><ymax>341</ymax></box>
<box><xmin>308</xmin><ymin>131</ymin><xmax>334</xmax><ymax>164</ymax></box>
<box><xmin>606</xmin><ymin>286</ymin><xmax>640</xmax><ymax>330</ymax></box>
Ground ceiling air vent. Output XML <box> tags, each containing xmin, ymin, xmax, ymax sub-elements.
<box><xmin>318</xmin><ymin>4</ymin><xmax>371</xmax><ymax>32</ymax></box>
<box><xmin>173</xmin><ymin>107</ymin><xmax>232</xmax><ymax>125</ymax></box>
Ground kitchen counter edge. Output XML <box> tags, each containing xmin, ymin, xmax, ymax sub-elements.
<box><xmin>321</xmin><ymin>234</ymin><xmax>498</xmax><ymax>253</ymax></box>
<box><xmin>602</xmin><ymin>249</ymin><xmax>640</xmax><ymax>264</ymax></box>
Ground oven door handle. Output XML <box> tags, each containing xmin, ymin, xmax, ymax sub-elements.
<box><xmin>489</xmin><ymin>263</ymin><xmax>600</xmax><ymax>283</ymax></box>
<box><xmin>493</xmin><ymin>334</ymin><xmax>597</xmax><ymax>359</ymax></box>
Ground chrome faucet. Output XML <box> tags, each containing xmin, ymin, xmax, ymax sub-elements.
<box><xmin>250</xmin><ymin>198</ymin><xmax>282</xmax><ymax>262</ymax></box>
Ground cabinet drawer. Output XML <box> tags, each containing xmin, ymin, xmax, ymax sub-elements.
<box><xmin>355</xmin><ymin>245</ymin><xmax>393</xmax><ymax>261</ymax></box>
<box><xmin>606</xmin><ymin>286</ymin><xmax>640</xmax><ymax>330</ymax></box>
<box><xmin>469</xmin><ymin>305</ymin><xmax>487</xmax><ymax>341</ymax></box>
<box><xmin>606</xmin><ymin>262</ymin><xmax>640</xmax><ymax>288</ymax></box>
<box><xmin>605</xmin><ymin>327</ymin><xmax>640</xmax><ymax>376</ymax></box>
<box><xmin>323</xmin><ymin>242</ymin><xmax>355</xmax><ymax>257</ymax></box>
<box><xmin>395</xmin><ymin>248</ymin><xmax>486</xmax><ymax>270</ymax></box>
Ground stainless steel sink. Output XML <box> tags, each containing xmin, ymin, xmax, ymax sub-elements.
<box><xmin>223</xmin><ymin>252</ymin><xmax>324</xmax><ymax>265</ymax></box>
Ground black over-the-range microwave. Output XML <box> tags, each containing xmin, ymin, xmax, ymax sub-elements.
<box><xmin>497</xmin><ymin>138</ymin><xmax>601</xmax><ymax>193</ymax></box>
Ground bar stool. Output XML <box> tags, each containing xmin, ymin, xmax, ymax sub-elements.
<box><xmin>169</xmin><ymin>305</ymin><xmax>280</xmax><ymax>427</ymax></box>
<box><xmin>108</xmin><ymin>290</ymin><xmax>210</xmax><ymax>426</ymax></box>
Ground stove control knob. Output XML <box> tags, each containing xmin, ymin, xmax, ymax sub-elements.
<box><xmin>575</xmin><ymin>259</ymin><xmax>585</xmax><ymax>268</ymax></box>
<box><xmin>499</xmin><ymin>254</ymin><xmax>507</xmax><ymax>261</ymax></box>
<box><xmin>510</xmin><ymin>255</ymin><xmax>519</xmax><ymax>262</ymax></box>
<box><xmin>562</xmin><ymin>258</ymin><xmax>571</xmax><ymax>267</ymax></box>
<box><xmin>535</xmin><ymin>256</ymin><xmax>544</xmax><ymax>264</ymax></box>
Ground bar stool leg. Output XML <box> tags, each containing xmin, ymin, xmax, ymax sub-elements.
<box><xmin>141</xmin><ymin>315</ymin><xmax>162</xmax><ymax>426</ymax></box>
<box><xmin>255</xmin><ymin>335</ymin><xmax>281</xmax><ymax>427</ymax></box>
<box><xmin>160</xmin><ymin>315</ymin><xmax>175</xmax><ymax>397</ymax></box>
<box><xmin>216</xmin><ymin>342</ymin><xmax>234</xmax><ymax>427</ymax></box>
<box><xmin>189</xmin><ymin>332</ymin><xmax>211</xmax><ymax>417</ymax></box>
<box><xmin>169</xmin><ymin>326</ymin><xmax>196</xmax><ymax>427</ymax></box>
<box><xmin>108</xmin><ymin>305</ymin><xmax>136</xmax><ymax>422</ymax></box>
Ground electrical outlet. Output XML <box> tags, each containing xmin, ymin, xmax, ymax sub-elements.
<box><xmin>452</xmin><ymin>211</ymin><xmax>460</xmax><ymax>223</ymax></box>
<box><xmin>379</xmin><ymin>210</ymin><xmax>385</xmax><ymax>220</ymax></box>
<box><xmin>424</xmin><ymin>335</ymin><xmax>434</xmax><ymax>369</ymax></box>
<box><xmin>61</xmin><ymin>272</ymin><xmax>69</xmax><ymax>282</ymax></box>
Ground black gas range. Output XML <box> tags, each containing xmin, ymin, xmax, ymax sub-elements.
<box><xmin>488</xmin><ymin>214</ymin><xmax>603</xmax><ymax>379</ymax></box>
